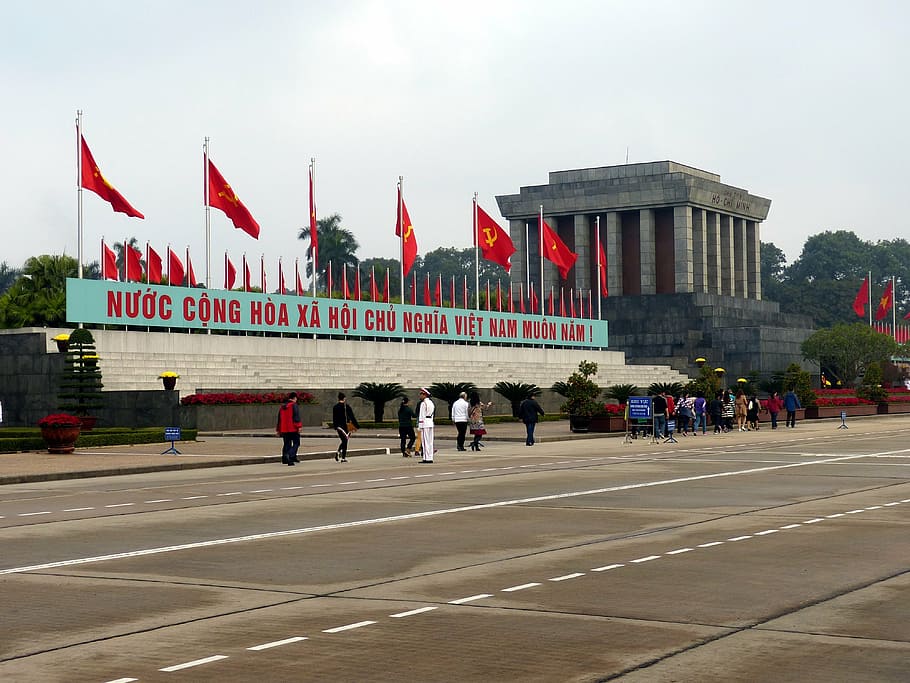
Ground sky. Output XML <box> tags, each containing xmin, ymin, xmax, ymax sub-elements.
<box><xmin>3</xmin><ymin>0</ymin><xmax>908</xmax><ymax>285</ymax></box>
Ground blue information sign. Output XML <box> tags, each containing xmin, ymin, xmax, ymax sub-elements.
<box><xmin>628</xmin><ymin>396</ymin><xmax>652</xmax><ymax>420</ymax></box>
<box><xmin>164</xmin><ymin>427</ymin><xmax>182</xmax><ymax>441</ymax></box>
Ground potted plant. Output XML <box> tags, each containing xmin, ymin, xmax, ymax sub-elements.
<box><xmin>37</xmin><ymin>413</ymin><xmax>82</xmax><ymax>453</ymax></box>
<box><xmin>159</xmin><ymin>371</ymin><xmax>180</xmax><ymax>391</ymax></box>
<box><xmin>52</xmin><ymin>333</ymin><xmax>70</xmax><ymax>352</ymax></box>
<box><xmin>57</xmin><ymin>328</ymin><xmax>104</xmax><ymax>431</ymax></box>
<box><xmin>561</xmin><ymin>360</ymin><xmax>602</xmax><ymax>432</ymax></box>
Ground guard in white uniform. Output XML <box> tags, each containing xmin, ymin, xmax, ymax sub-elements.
<box><xmin>417</xmin><ymin>387</ymin><xmax>435</xmax><ymax>463</ymax></box>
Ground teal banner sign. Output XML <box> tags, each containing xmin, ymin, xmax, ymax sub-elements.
<box><xmin>66</xmin><ymin>279</ymin><xmax>608</xmax><ymax>348</ymax></box>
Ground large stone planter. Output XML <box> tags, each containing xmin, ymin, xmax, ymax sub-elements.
<box><xmin>588</xmin><ymin>416</ymin><xmax>627</xmax><ymax>432</ymax></box>
<box><xmin>569</xmin><ymin>415</ymin><xmax>591</xmax><ymax>433</ymax></box>
<box><xmin>877</xmin><ymin>402</ymin><xmax>910</xmax><ymax>414</ymax></box>
<box><xmin>804</xmin><ymin>405</ymin><xmax>878</xmax><ymax>419</ymax></box>
<box><xmin>40</xmin><ymin>425</ymin><xmax>81</xmax><ymax>454</ymax></box>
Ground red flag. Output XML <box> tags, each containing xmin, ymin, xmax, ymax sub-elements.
<box><xmin>186</xmin><ymin>248</ymin><xmax>198</xmax><ymax>287</ymax></box>
<box><xmin>370</xmin><ymin>268</ymin><xmax>379</xmax><ymax>302</ymax></box>
<box><xmin>519</xmin><ymin>283</ymin><xmax>526</xmax><ymax>313</ymax></box>
<box><xmin>876</xmin><ymin>279</ymin><xmax>893</xmax><ymax>321</ymax></box>
<box><xmin>308</xmin><ymin>162</ymin><xmax>318</xmax><ymax>271</ymax></box>
<box><xmin>295</xmin><ymin>259</ymin><xmax>304</xmax><ymax>296</ymax></box>
<box><xmin>80</xmin><ymin>136</ymin><xmax>144</xmax><ymax>219</ymax></box>
<box><xmin>423</xmin><ymin>274</ymin><xmax>432</xmax><ymax>306</ymax></box>
<box><xmin>207</xmin><ymin>159</ymin><xmax>260</xmax><ymax>239</ymax></box>
<box><xmin>278</xmin><ymin>259</ymin><xmax>286</xmax><ymax>294</ymax></box>
<box><xmin>167</xmin><ymin>247</ymin><xmax>184</xmax><ymax>286</ymax></box>
<box><xmin>569</xmin><ymin>289</ymin><xmax>576</xmax><ymax>318</ymax></box>
<box><xmin>434</xmin><ymin>275</ymin><xmax>442</xmax><ymax>307</ymax></box>
<box><xmin>260</xmin><ymin>255</ymin><xmax>267</xmax><ymax>292</ymax></box>
<box><xmin>853</xmin><ymin>277</ymin><xmax>869</xmax><ymax>317</ymax></box>
<box><xmin>342</xmin><ymin>265</ymin><xmax>351</xmax><ymax>300</ymax></box>
<box><xmin>354</xmin><ymin>266</ymin><xmax>362</xmax><ymax>301</ymax></box>
<box><xmin>475</xmin><ymin>202</ymin><xmax>516</xmax><ymax>272</ymax></box>
<box><xmin>560</xmin><ymin>288</ymin><xmax>566</xmax><ymax>317</ymax></box>
<box><xmin>383</xmin><ymin>270</ymin><xmax>390</xmax><ymax>304</ymax></box>
<box><xmin>101</xmin><ymin>241</ymin><xmax>118</xmax><ymax>281</ymax></box>
<box><xmin>530</xmin><ymin>283</ymin><xmax>539</xmax><ymax>314</ymax></box>
<box><xmin>126</xmin><ymin>244</ymin><xmax>143</xmax><ymax>282</ymax></box>
<box><xmin>598</xmin><ymin>240</ymin><xmax>609</xmax><ymax>297</ymax></box>
<box><xmin>541</xmin><ymin>218</ymin><xmax>577</xmax><ymax>279</ymax></box>
<box><xmin>243</xmin><ymin>257</ymin><xmax>251</xmax><ymax>292</ymax></box>
<box><xmin>396</xmin><ymin>187</ymin><xmax>418</xmax><ymax>276</ymax></box>
<box><xmin>225</xmin><ymin>255</ymin><xmax>236</xmax><ymax>290</ymax></box>
<box><xmin>147</xmin><ymin>244</ymin><xmax>163</xmax><ymax>284</ymax></box>
<box><xmin>547</xmin><ymin>288</ymin><xmax>554</xmax><ymax>316</ymax></box>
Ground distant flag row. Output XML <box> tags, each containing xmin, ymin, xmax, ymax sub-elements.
<box><xmin>100</xmin><ymin>240</ymin><xmax>198</xmax><ymax>286</ymax></box>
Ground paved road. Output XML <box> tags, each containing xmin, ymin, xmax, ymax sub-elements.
<box><xmin>1</xmin><ymin>419</ymin><xmax>908</xmax><ymax>682</ymax></box>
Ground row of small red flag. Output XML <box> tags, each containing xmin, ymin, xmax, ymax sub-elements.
<box><xmin>101</xmin><ymin>240</ymin><xmax>198</xmax><ymax>287</ymax></box>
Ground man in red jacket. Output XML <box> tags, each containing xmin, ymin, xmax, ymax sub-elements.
<box><xmin>277</xmin><ymin>392</ymin><xmax>302</xmax><ymax>466</ymax></box>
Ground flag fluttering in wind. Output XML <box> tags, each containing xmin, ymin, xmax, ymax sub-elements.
<box><xmin>243</xmin><ymin>256</ymin><xmax>252</xmax><ymax>292</ymax></box>
<box><xmin>423</xmin><ymin>274</ymin><xmax>432</xmax><ymax>306</ymax></box>
<box><xmin>80</xmin><ymin>136</ymin><xmax>144</xmax><ymax>219</ymax></box>
<box><xmin>186</xmin><ymin>249</ymin><xmax>198</xmax><ymax>287</ymax></box>
<box><xmin>530</xmin><ymin>283</ymin><xmax>539</xmax><ymax>314</ymax></box>
<box><xmin>126</xmin><ymin>244</ymin><xmax>143</xmax><ymax>282</ymax></box>
<box><xmin>225</xmin><ymin>254</ymin><xmax>237</xmax><ymax>290</ymax></box>
<box><xmin>396</xmin><ymin>187</ymin><xmax>418</xmax><ymax>276</ymax></box>
<box><xmin>598</xmin><ymin>240</ymin><xmax>609</xmax><ymax>297</ymax></box>
<box><xmin>308</xmin><ymin>160</ymin><xmax>318</xmax><ymax>273</ymax></box>
<box><xmin>295</xmin><ymin>259</ymin><xmax>304</xmax><ymax>296</ymax></box>
<box><xmin>475</xmin><ymin>201</ymin><xmax>515</xmax><ymax>272</ymax></box>
<box><xmin>207</xmin><ymin>159</ymin><xmax>260</xmax><ymax>239</ymax></box>
<box><xmin>875</xmin><ymin>279</ymin><xmax>893</xmax><ymax>321</ymax></box>
<box><xmin>147</xmin><ymin>244</ymin><xmax>163</xmax><ymax>284</ymax></box>
<box><xmin>168</xmin><ymin>248</ymin><xmax>185</xmax><ymax>286</ymax></box>
<box><xmin>370</xmin><ymin>268</ymin><xmax>379</xmax><ymax>302</ymax></box>
<box><xmin>434</xmin><ymin>275</ymin><xmax>442</xmax><ymax>307</ymax></box>
<box><xmin>342</xmin><ymin>265</ymin><xmax>351</xmax><ymax>300</ymax></box>
<box><xmin>278</xmin><ymin>258</ymin><xmax>286</xmax><ymax>294</ymax></box>
<box><xmin>101</xmin><ymin>240</ymin><xmax>119</xmax><ymax>281</ymax></box>
<box><xmin>853</xmin><ymin>277</ymin><xmax>869</xmax><ymax>318</ymax></box>
<box><xmin>540</xmin><ymin>216</ymin><xmax>577</xmax><ymax>279</ymax></box>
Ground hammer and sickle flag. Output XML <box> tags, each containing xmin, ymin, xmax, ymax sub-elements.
<box><xmin>475</xmin><ymin>202</ymin><xmax>515</xmax><ymax>273</ymax></box>
<box><xmin>396</xmin><ymin>186</ymin><xmax>418</xmax><ymax>276</ymax></box>
<box><xmin>80</xmin><ymin>136</ymin><xmax>144</xmax><ymax>219</ymax></box>
<box><xmin>207</xmin><ymin>159</ymin><xmax>260</xmax><ymax>239</ymax></box>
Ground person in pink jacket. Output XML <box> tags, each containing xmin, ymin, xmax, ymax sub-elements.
<box><xmin>765</xmin><ymin>391</ymin><xmax>784</xmax><ymax>430</ymax></box>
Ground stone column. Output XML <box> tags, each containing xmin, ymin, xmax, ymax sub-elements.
<box><xmin>692</xmin><ymin>208</ymin><xmax>707</xmax><ymax>293</ymax></box>
<box><xmin>733</xmin><ymin>217</ymin><xmax>747</xmax><ymax>297</ymax></box>
<box><xmin>747</xmin><ymin>220</ymin><xmax>761</xmax><ymax>300</ymax></box>
<box><xmin>573</xmin><ymin>214</ymin><xmax>591</xmax><ymax>292</ymax></box>
<box><xmin>673</xmin><ymin>206</ymin><xmax>693</xmax><ymax>293</ymax></box>
<box><xmin>719</xmin><ymin>214</ymin><xmax>734</xmax><ymax>296</ymax></box>
<box><xmin>639</xmin><ymin>209</ymin><xmax>656</xmax><ymax>295</ymax></box>
<box><xmin>706</xmin><ymin>212</ymin><xmax>721</xmax><ymax>294</ymax></box>
<box><xmin>605</xmin><ymin>211</ymin><xmax>622</xmax><ymax>296</ymax></box>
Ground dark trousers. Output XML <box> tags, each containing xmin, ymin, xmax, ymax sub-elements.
<box><xmin>281</xmin><ymin>432</ymin><xmax>300</xmax><ymax>462</ymax></box>
<box><xmin>524</xmin><ymin>421</ymin><xmax>536</xmax><ymax>445</ymax></box>
<box><xmin>770</xmin><ymin>412</ymin><xmax>779</xmax><ymax>429</ymax></box>
<box><xmin>786</xmin><ymin>410</ymin><xmax>796</xmax><ymax>427</ymax></box>
<box><xmin>455</xmin><ymin>421</ymin><xmax>468</xmax><ymax>450</ymax></box>
<box><xmin>336</xmin><ymin>427</ymin><xmax>349</xmax><ymax>456</ymax></box>
<box><xmin>399</xmin><ymin>425</ymin><xmax>416</xmax><ymax>454</ymax></box>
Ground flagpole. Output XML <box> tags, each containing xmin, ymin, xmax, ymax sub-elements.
<box><xmin>596</xmin><ymin>215</ymin><xmax>603</xmax><ymax>321</ymax></box>
<box><xmin>892</xmin><ymin>275</ymin><xmax>896</xmax><ymax>339</ymax></box>
<box><xmin>525</xmin><ymin>222</ymin><xmax>530</xmax><ymax>293</ymax></box>
<box><xmin>399</xmin><ymin>176</ymin><xmax>405</xmax><ymax>304</ymax></box>
<box><xmin>204</xmin><ymin>137</ymin><xmax>211</xmax><ymax>289</ymax></box>
<box><xmin>539</xmin><ymin>205</ymin><xmax>545</xmax><ymax>322</ymax></box>
<box><xmin>76</xmin><ymin>110</ymin><xmax>84</xmax><ymax>279</ymax></box>
<box><xmin>473</xmin><ymin>193</ymin><xmax>480</xmax><ymax>310</ymax></box>
<box><xmin>310</xmin><ymin>157</ymin><xmax>317</xmax><ymax>298</ymax></box>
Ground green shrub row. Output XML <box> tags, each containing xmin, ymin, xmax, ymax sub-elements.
<box><xmin>0</xmin><ymin>428</ymin><xmax>198</xmax><ymax>453</ymax></box>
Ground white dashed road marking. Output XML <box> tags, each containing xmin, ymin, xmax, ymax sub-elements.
<box><xmin>390</xmin><ymin>607</ymin><xmax>437</xmax><ymax>618</ymax></box>
<box><xmin>323</xmin><ymin>621</ymin><xmax>376</xmax><ymax>633</ymax></box>
<box><xmin>246</xmin><ymin>636</ymin><xmax>307</xmax><ymax>651</ymax></box>
<box><xmin>449</xmin><ymin>594</ymin><xmax>492</xmax><ymax>604</ymax></box>
<box><xmin>159</xmin><ymin>655</ymin><xmax>228</xmax><ymax>672</ymax></box>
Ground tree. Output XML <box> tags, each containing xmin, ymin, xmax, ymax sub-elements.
<box><xmin>760</xmin><ymin>242</ymin><xmax>787</xmax><ymax>302</ymax></box>
<box><xmin>0</xmin><ymin>254</ymin><xmax>77</xmax><ymax>328</ymax></box>
<box><xmin>0</xmin><ymin>261</ymin><xmax>22</xmax><ymax>296</ymax></box>
<box><xmin>604</xmin><ymin>383</ymin><xmax>639</xmax><ymax>405</ymax></box>
<box><xmin>298</xmin><ymin>213</ymin><xmax>360</xmax><ymax>292</ymax></box>
<box><xmin>786</xmin><ymin>230</ymin><xmax>871</xmax><ymax>283</ymax></box>
<box><xmin>429</xmin><ymin>382</ymin><xmax>478</xmax><ymax>413</ymax></box>
<box><xmin>351</xmin><ymin>382</ymin><xmax>405</xmax><ymax>423</ymax></box>
<box><xmin>58</xmin><ymin>327</ymin><xmax>104</xmax><ymax>417</ymax></box>
<box><xmin>801</xmin><ymin>323</ymin><xmax>898</xmax><ymax>387</ymax></box>
<box><xmin>493</xmin><ymin>381</ymin><xmax>542</xmax><ymax>417</ymax></box>
<box><xmin>561</xmin><ymin>360</ymin><xmax>602</xmax><ymax>418</ymax></box>
<box><xmin>358</xmin><ymin>257</ymin><xmax>401</xmax><ymax>301</ymax></box>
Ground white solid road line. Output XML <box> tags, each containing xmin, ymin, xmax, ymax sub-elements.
<box><xmin>2</xmin><ymin>449</ymin><xmax>905</xmax><ymax>576</ymax></box>
<box><xmin>246</xmin><ymin>636</ymin><xmax>307</xmax><ymax>651</ymax></box>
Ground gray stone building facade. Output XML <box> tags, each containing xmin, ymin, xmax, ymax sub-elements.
<box><xmin>496</xmin><ymin>161</ymin><xmax>814</xmax><ymax>380</ymax></box>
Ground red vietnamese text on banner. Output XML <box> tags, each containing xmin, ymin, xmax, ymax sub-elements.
<box><xmin>126</xmin><ymin>244</ymin><xmax>143</xmax><ymax>282</ymax></box>
<box><xmin>207</xmin><ymin>159</ymin><xmax>260</xmax><ymax>239</ymax></box>
<box><xmin>853</xmin><ymin>277</ymin><xmax>869</xmax><ymax>317</ymax></box>
<box><xmin>598</xmin><ymin>240</ymin><xmax>609</xmax><ymax>296</ymax></box>
<box><xmin>308</xmin><ymin>161</ymin><xmax>318</xmax><ymax>272</ymax></box>
<box><xmin>80</xmin><ymin>136</ymin><xmax>144</xmax><ymax>219</ymax></box>
<box><xmin>876</xmin><ymin>279</ymin><xmax>893</xmax><ymax>321</ymax></box>
<box><xmin>475</xmin><ymin>201</ymin><xmax>515</xmax><ymax>272</ymax></box>
<box><xmin>225</xmin><ymin>254</ymin><xmax>237</xmax><ymax>290</ymax></box>
<box><xmin>167</xmin><ymin>248</ymin><xmax>185</xmax><ymax>286</ymax></box>
<box><xmin>186</xmin><ymin>249</ymin><xmax>198</xmax><ymax>287</ymax></box>
<box><xmin>396</xmin><ymin>187</ymin><xmax>418</xmax><ymax>276</ymax></box>
<box><xmin>101</xmin><ymin>241</ymin><xmax>118</xmax><ymax>281</ymax></box>
<box><xmin>541</xmin><ymin>217</ymin><xmax>577</xmax><ymax>278</ymax></box>
<box><xmin>147</xmin><ymin>244</ymin><xmax>163</xmax><ymax>284</ymax></box>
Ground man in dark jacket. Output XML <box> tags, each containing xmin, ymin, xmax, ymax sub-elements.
<box><xmin>652</xmin><ymin>392</ymin><xmax>668</xmax><ymax>441</ymax></box>
<box><xmin>332</xmin><ymin>392</ymin><xmax>360</xmax><ymax>463</ymax></box>
<box><xmin>276</xmin><ymin>392</ymin><xmax>301</xmax><ymax>466</ymax></box>
<box><xmin>518</xmin><ymin>396</ymin><xmax>545</xmax><ymax>446</ymax></box>
<box><xmin>397</xmin><ymin>396</ymin><xmax>417</xmax><ymax>457</ymax></box>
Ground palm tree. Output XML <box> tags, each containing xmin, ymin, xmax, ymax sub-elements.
<box><xmin>604</xmin><ymin>383</ymin><xmax>639</xmax><ymax>405</ymax></box>
<box><xmin>298</xmin><ymin>213</ymin><xmax>360</xmax><ymax>293</ymax></box>
<box><xmin>429</xmin><ymin>382</ymin><xmax>478</xmax><ymax>413</ymax></box>
<box><xmin>352</xmin><ymin>382</ymin><xmax>406</xmax><ymax>422</ymax></box>
<box><xmin>493</xmin><ymin>382</ymin><xmax>542</xmax><ymax>417</ymax></box>
<box><xmin>0</xmin><ymin>261</ymin><xmax>22</xmax><ymax>295</ymax></box>
<box><xmin>0</xmin><ymin>254</ymin><xmax>77</xmax><ymax>327</ymax></box>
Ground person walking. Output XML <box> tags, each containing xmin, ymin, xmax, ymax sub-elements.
<box><xmin>276</xmin><ymin>391</ymin><xmax>302</xmax><ymax>466</ymax></box>
<box><xmin>723</xmin><ymin>389</ymin><xmax>736</xmax><ymax>432</ymax></box>
<box><xmin>397</xmin><ymin>396</ymin><xmax>417</xmax><ymax>457</ymax></box>
<box><xmin>651</xmin><ymin>392</ymin><xmax>667</xmax><ymax>441</ymax></box>
<box><xmin>747</xmin><ymin>394</ymin><xmax>761</xmax><ymax>431</ymax></box>
<box><xmin>518</xmin><ymin>394</ymin><xmax>545</xmax><ymax>446</ymax></box>
<box><xmin>709</xmin><ymin>391</ymin><xmax>725</xmax><ymax>433</ymax></box>
<box><xmin>417</xmin><ymin>387</ymin><xmax>436</xmax><ymax>462</ymax></box>
<box><xmin>693</xmin><ymin>391</ymin><xmax>707</xmax><ymax>435</ymax></box>
<box><xmin>468</xmin><ymin>391</ymin><xmax>492</xmax><ymax>451</ymax></box>
<box><xmin>735</xmin><ymin>390</ymin><xmax>748</xmax><ymax>431</ymax></box>
<box><xmin>332</xmin><ymin>392</ymin><xmax>359</xmax><ymax>463</ymax></box>
<box><xmin>784</xmin><ymin>387</ymin><xmax>802</xmax><ymax>428</ymax></box>
<box><xmin>451</xmin><ymin>391</ymin><xmax>470</xmax><ymax>451</ymax></box>
<box><xmin>676</xmin><ymin>392</ymin><xmax>694</xmax><ymax>435</ymax></box>
<box><xmin>765</xmin><ymin>391</ymin><xmax>784</xmax><ymax>429</ymax></box>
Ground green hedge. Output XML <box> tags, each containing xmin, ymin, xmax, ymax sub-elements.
<box><xmin>0</xmin><ymin>428</ymin><xmax>198</xmax><ymax>453</ymax></box>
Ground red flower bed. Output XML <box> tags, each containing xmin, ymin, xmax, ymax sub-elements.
<box><xmin>181</xmin><ymin>391</ymin><xmax>316</xmax><ymax>406</ymax></box>
<box><xmin>601</xmin><ymin>403</ymin><xmax>625</xmax><ymax>416</ymax></box>
<box><xmin>816</xmin><ymin>388</ymin><xmax>856</xmax><ymax>396</ymax></box>
<box><xmin>815</xmin><ymin>397</ymin><xmax>874</xmax><ymax>407</ymax></box>
<box><xmin>38</xmin><ymin>413</ymin><xmax>82</xmax><ymax>427</ymax></box>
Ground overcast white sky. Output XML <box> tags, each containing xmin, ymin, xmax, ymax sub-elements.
<box><xmin>3</xmin><ymin>0</ymin><xmax>907</xmax><ymax>283</ymax></box>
